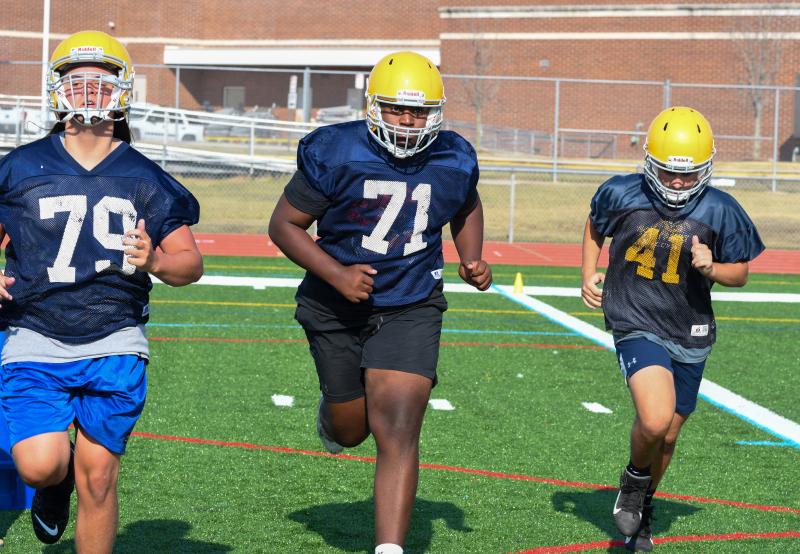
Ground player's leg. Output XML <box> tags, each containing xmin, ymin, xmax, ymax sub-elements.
<box><xmin>614</xmin><ymin>338</ymin><xmax>675</xmax><ymax>537</ymax></box>
<box><xmin>628</xmin><ymin>365</ymin><xmax>676</xmax><ymax>469</ymax></box>
<box><xmin>361</xmin><ymin>295</ymin><xmax>445</xmax><ymax>551</ymax></box>
<box><xmin>1</xmin><ymin>361</ymin><xmax>76</xmax><ymax>544</ymax></box>
<box><xmin>627</xmin><ymin>358</ymin><xmax>704</xmax><ymax>552</ymax></box>
<box><xmin>305</xmin><ymin>328</ymin><xmax>370</xmax><ymax>450</ymax></box>
<box><xmin>74</xmin><ymin>427</ymin><xmax>120</xmax><ymax>553</ymax></box>
<box><xmin>72</xmin><ymin>355</ymin><xmax>147</xmax><ymax>553</ymax></box>
<box><xmin>648</xmin><ymin>357</ymin><xmax>704</xmax><ymax>490</ymax></box>
<box><xmin>365</xmin><ymin>368</ymin><xmax>432</xmax><ymax>549</ymax></box>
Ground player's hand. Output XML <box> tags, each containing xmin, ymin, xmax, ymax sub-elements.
<box><xmin>123</xmin><ymin>219</ymin><xmax>159</xmax><ymax>273</ymax></box>
<box><xmin>459</xmin><ymin>260</ymin><xmax>492</xmax><ymax>290</ymax></box>
<box><xmin>691</xmin><ymin>235</ymin><xmax>714</xmax><ymax>278</ymax></box>
<box><xmin>333</xmin><ymin>264</ymin><xmax>377</xmax><ymax>303</ymax></box>
<box><xmin>581</xmin><ymin>272</ymin><xmax>604</xmax><ymax>309</ymax></box>
<box><xmin>0</xmin><ymin>269</ymin><xmax>15</xmax><ymax>308</ymax></box>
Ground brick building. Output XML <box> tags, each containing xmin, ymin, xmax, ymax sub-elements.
<box><xmin>2</xmin><ymin>1</ymin><xmax>799</xmax><ymax>159</ymax></box>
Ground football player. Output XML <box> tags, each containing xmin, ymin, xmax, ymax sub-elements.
<box><xmin>0</xmin><ymin>31</ymin><xmax>202</xmax><ymax>551</ymax></box>
<box><xmin>581</xmin><ymin>107</ymin><xmax>764</xmax><ymax>551</ymax></box>
<box><xmin>269</xmin><ymin>51</ymin><xmax>492</xmax><ymax>554</ymax></box>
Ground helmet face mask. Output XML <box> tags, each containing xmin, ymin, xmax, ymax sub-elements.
<box><xmin>368</xmin><ymin>100</ymin><xmax>442</xmax><ymax>158</ymax></box>
<box><xmin>47</xmin><ymin>32</ymin><xmax>135</xmax><ymax>127</ymax></box>
<box><xmin>365</xmin><ymin>52</ymin><xmax>445</xmax><ymax>159</ymax></box>
<box><xmin>643</xmin><ymin>106</ymin><xmax>715</xmax><ymax>208</ymax></box>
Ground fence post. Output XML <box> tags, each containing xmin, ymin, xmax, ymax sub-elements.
<box><xmin>302</xmin><ymin>67</ymin><xmax>311</xmax><ymax>123</ymax></box>
<box><xmin>552</xmin><ymin>79</ymin><xmax>560</xmax><ymax>182</ymax></box>
<box><xmin>14</xmin><ymin>98</ymin><xmax>22</xmax><ymax>147</ymax></box>
<box><xmin>772</xmin><ymin>87</ymin><xmax>780</xmax><ymax>193</ymax></box>
<box><xmin>161</xmin><ymin>110</ymin><xmax>168</xmax><ymax>170</ymax></box>
<box><xmin>250</xmin><ymin>120</ymin><xmax>256</xmax><ymax>176</ymax></box>
<box><xmin>508</xmin><ymin>173</ymin><xmax>516</xmax><ymax>243</ymax></box>
<box><xmin>663</xmin><ymin>79</ymin><xmax>671</xmax><ymax>109</ymax></box>
<box><xmin>175</xmin><ymin>66</ymin><xmax>181</xmax><ymax>110</ymax></box>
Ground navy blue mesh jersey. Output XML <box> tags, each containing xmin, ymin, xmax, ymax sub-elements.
<box><xmin>289</xmin><ymin>120</ymin><xmax>479</xmax><ymax>308</ymax></box>
<box><xmin>0</xmin><ymin>134</ymin><xmax>199</xmax><ymax>343</ymax></box>
<box><xmin>590</xmin><ymin>174</ymin><xmax>764</xmax><ymax>349</ymax></box>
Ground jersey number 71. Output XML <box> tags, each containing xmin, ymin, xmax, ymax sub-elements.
<box><xmin>361</xmin><ymin>180</ymin><xmax>431</xmax><ymax>256</ymax></box>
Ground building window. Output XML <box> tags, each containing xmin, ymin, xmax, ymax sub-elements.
<box><xmin>223</xmin><ymin>86</ymin><xmax>246</xmax><ymax>111</ymax></box>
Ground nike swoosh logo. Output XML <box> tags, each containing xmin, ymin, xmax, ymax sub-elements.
<box><xmin>613</xmin><ymin>490</ymin><xmax>623</xmax><ymax>514</ymax></box>
<box><xmin>33</xmin><ymin>514</ymin><xmax>59</xmax><ymax>536</ymax></box>
<box><xmin>624</xmin><ymin>536</ymin><xmax>634</xmax><ymax>544</ymax></box>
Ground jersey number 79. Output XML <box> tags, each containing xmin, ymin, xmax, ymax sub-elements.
<box><xmin>40</xmin><ymin>194</ymin><xmax>137</xmax><ymax>283</ymax></box>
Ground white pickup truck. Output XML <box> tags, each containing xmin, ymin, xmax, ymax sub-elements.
<box><xmin>129</xmin><ymin>105</ymin><xmax>204</xmax><ymax>142</ymax></box>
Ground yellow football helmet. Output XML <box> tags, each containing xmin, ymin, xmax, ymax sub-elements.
<box><xmin>366</xmin><ymin>51</ymin><xmax>446</xmax><ymax>158</ymax></box>
<box><xmin>643</xmin><ymin>106</ymin><xmax>715</xmax><ymax>208</ymax></box>
<box><xmin>47</xmin><ymin>30</ymin><xmax>134</xmax><ymax>126</ymax></box>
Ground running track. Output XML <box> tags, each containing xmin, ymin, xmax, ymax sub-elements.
<box><xmin>194</xmin><ymin>233</ymin><xmax>800</xmax><ymax>274</ymax></box>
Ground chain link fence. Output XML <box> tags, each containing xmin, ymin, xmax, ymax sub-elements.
<box><xmin>1</xmin><ymin>64</ymin><xmax>798</xmax><ymax>248</ymax></box>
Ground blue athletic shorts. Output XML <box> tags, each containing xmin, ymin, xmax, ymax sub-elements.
<box><xmin>615</xmin><ymin>337</ymin><xmax>706</xmax><ymax>415</ymax></box>
<box><xmin>0</xmin><ymin>355</ymin><xmax>147</xmax><ymax>454</ymax></box>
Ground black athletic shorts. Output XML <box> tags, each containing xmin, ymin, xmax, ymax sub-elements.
<box><xmin>295</xmin><ymin>285</ymin><xmax>448</xmax><ymax>403</ymax></box>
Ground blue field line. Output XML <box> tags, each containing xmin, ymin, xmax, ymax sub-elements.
<box><xmin>736</xmin><ymin>440</ymin><xmax>794</xmax><ymax>447</ymax></box>
<box><xmin>491</xmin><ymin>284</ymin><xmax>800</xmax><ymax>451</ymax></box>
<box><xmin>146</xmin><ymin>322</ymin><xmax>577</xmax><ymax>337</ymax></box>
<box><xmin>699</xmin><ymin>393</ymin><xmax>800</xmax><ymax>450</ymax></box>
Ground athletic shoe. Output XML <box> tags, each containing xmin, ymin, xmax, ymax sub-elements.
<box><xmin>613</xmin><ymin>468</ymin><xmax>651</xmax><ymax>536</ymax></box>
<box><xmin>624</xmin><ymin>502</ymin><xmax>654</xmax><ymax>552</ymax></box>
<box><xmin>316</xmin><ymin>396</ymin><xmax>343</xmax><ymax>454</ymax></box>
<box><xmin>31</xmin><ymin>443</ymin><xmax>75</xmax><ymax>544</ymax></box>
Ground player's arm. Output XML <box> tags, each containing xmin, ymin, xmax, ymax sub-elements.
<box><xmin>690</xmin><ymin>235</ymin><xmax>749</xmax><ymax>287</ymax></box>
<box><xmin>124</xmin><ymin>220</ymin><xmax>203</xmax><ymax>286</ymax></box>
<box><xmin>450</xmin><ymin>195</ymin><xmax>492</xmax><ymax>290</ymax></box>
<box><xmin>0</xmin><ymin>223</ymin><xmax>13</xmax><ymax>306</ymax></box>
<box><xmin>268</xmin><ymin>194</ymin><xmax>376</xmax><ymax>303</ymax></box>
<box><xmin>581</xmin><ymin>216</ymin><xmax>605</xmax><ymax>309</ymax></box>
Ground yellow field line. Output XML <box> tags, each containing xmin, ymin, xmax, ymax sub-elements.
<box><xmin>205</xmin><ymin>264</ymin><xmax>303</xmax><ymax>271</ymax></box>
<box><xmin>152</xmin><ymin>300</ymin><xmax>797</xmax><ymax>323</ymax></box>
<box><xmin>152</xmin><ymin>299</ymin><xmax>538</xmax><ymax>315</ymax></box>
<box><xmin>570</xmin><ymin>311</ymin><xmax>800</xmax><ymax>324</ymax></box>
<box><xmin>152</xmin><ymin>299</ymin><xmax>295</xmax><ymax>308</ymax></box>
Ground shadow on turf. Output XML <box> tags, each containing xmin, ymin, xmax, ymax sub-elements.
<box><xmin>289</xmin><ymin>497</ymin><xmax>472</xmax><ymax>552</ymax></box>
<box><xmin>0</xmin><ymin>509</ymin><xmax>21</xmax><ymax>545</ymax></box>
<box><xmin>42</xmin><ymin>519</ymin><xmax>233</xmax><ymax>553</ymax></box>
<box><xmin>551</xmin><ymin>488</ymin><xmax>700</xmax><ymax>546</ymax></box>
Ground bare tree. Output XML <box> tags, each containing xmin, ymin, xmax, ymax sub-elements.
<box><xmin>460</xmin><ymin>36</ymin><xmax>499</xmax><ymax>151</ymax></box>
<box><xmin>732</xmin><ymin>11</ymin><xmax>783</xmax><ymax>159</ymax></box>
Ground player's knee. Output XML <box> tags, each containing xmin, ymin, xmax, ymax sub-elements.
<box><xmin>335</xmin><ymin>428</ymin><xmax>370</xmax><ymax>448</ymax></box>
<box><xmin>637</xmin><ymin>414</ymin><xmax>672</xmax><ymax>442</ymax></box>
<box><xmin>370</xmin><ymin>418</ymin><xmax>420</xmax><ymax>451</ymax></box>
<box><xmin>78</xmin><ymin>469</ymin><xmax>117</xmax><ymax>506</ymax></box>
<box><xmin>16</xmin><ymin>458</ymin><xmax>68</xmax><ymax>489</ymax></box>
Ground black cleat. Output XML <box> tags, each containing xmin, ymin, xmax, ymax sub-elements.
<box><xmin>31</xmin><ymin>443</ymin><xmax>74</xmax><ymax>544</ymax></box>
<box><xmin>613</xmin><ymin>468</ymin><xmax>651</xmax><ymax>536</ymax></box>
<box><xmin>624</xmin><ymin>502</ymin><xmax>654</xmax><ymax>552</ymax></box>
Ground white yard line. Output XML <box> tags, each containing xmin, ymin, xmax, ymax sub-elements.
<box><xmin>156</xmin><ymin>276</ymin><xmax>800</xmax><ymax>303</ymax></box>
<box><xmin>492</xmin><ymin>285</ymin><xmax>800</xmax><ymax>448</ymax></box>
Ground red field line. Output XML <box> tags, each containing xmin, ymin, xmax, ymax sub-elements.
<box><xmin>194</xmin><ymin>233</ymin><xmax>800</xmax><ymax>274</ymax></box>
<box><xmin>516</xmin><ymin>531</ymin><xmax>800</xmax><ymax>553</ymax></box>
<box><xmin>150</xmin><ymin>336</ymin><xmax>603</xmax><ymax>350</ymax></box>
<box><xmin>131</xmin><ymin>431</ymin><xmax>800</xmax><ymax>516</ymax></box>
